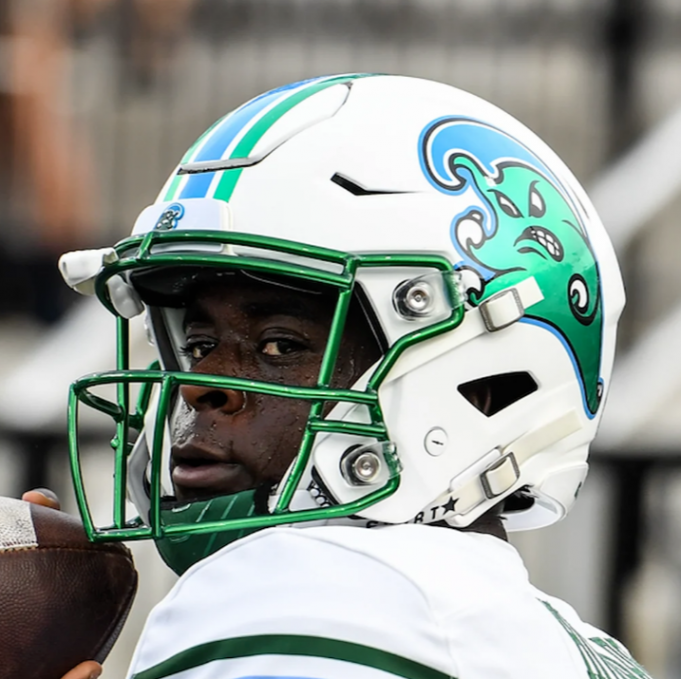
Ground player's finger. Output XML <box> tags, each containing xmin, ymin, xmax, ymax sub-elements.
<box><xmin>21</xmin><ymin>488</ymin><xmax>61</xmax><ymax>510</ymax></box>
<box><xmin>59</xmin><ymin>660</ymin><xmax>103</xmax><ymax>679</ymax></box>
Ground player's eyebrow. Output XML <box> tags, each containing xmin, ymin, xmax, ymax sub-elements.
<box><xmin>241</xmin><ymin>297</ymin><xmax>326</xmax><ymax>321</ymax></box>
<box><xmin>183</xmin><ymin>304</ymin><xmax>212</xmax><ymax>330</ymax></box>
<box><xmin>181</xmin><ymin>290</ymin><xmax>333</xmax><ymax>330</ymax></box>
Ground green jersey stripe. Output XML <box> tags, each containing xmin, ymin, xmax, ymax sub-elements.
<box><xmin>130</xmin><ymin>634</ymin><xmax>454</xmax><ymax>679</ymax></box>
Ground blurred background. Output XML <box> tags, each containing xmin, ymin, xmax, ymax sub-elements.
<box><xmin>1</xmin><ymin>0</ymin><xmax>681</xmax><ymax>675</ymax></box>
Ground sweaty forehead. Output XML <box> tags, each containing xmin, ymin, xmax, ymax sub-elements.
<box><xmin>183</xmin><ymin>277</ymin><xmax>334</xmax><ymax>328</ymax></box>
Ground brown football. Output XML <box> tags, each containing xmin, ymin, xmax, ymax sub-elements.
<box><xmin>0</xmin><ymin>497</ymin><xmax>138</xmax><ymax>679</ymax></box>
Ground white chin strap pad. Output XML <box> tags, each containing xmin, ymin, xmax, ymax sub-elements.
<box><xmin>422</xmin><ymin>409</ymin><xmax>582</xmax><ymax>527</ymax></box>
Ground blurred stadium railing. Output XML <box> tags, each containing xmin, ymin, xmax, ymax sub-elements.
<box><xmin>2</xmin><ymin>0</ymin><xmax>681</xmax><ymax>676</ymax></box>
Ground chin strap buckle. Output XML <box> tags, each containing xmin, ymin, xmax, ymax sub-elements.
<box><xmin>478</xmin><ymin>277</ymin><xmax>543</xmax><ymax>332</ymax></box>
<box><xmin>448</xmin><ymin>409</ymin><xmax>582</xmax><ymax>520</ymax></box>
<box><xmin>480</xmin><ymin>452</ymin><xmax>520</xmax><ymax>499</ymax></box>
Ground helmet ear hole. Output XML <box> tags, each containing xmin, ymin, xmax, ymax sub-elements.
<box><xmin>458</xmin><ymin>372</ymin><xmax>538</xmax><ymax>417</ymax></box>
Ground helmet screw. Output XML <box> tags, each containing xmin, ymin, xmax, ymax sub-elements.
<box><xmin>341</xmin><ymin>446</ymin><xmax>384</xmax><ymax>486</ymax></box>
<box><xmin>351</xmin><ymin>452</ymin><xmax>382</xmax><ymax>484</ymax></box>
<box><xmin>393</xmin><ymin>278</ymin><xmax>435</xmax><ymax>319</ymax></box>
<box><xmin>405</xmin><ymin>284</ymin><xmax>432</xmax><ymax>313</ymax></box>
<box><xmin>424</xmin><ymin>427</ymin><xmax>448</xmax><ymax>456</ymax></box>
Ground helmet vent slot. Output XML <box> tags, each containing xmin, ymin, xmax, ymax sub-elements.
<box><xmin>330</xmin><ymin>173</ymin><xmax>407</xmax><ymax>196</ymax></box>
<box><xmin>458</xmin><ymin>372</ymin><xmax>538</xmax><ymax>417</ymax></box>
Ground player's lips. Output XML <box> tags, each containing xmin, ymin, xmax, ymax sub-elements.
<box><xmin>170</xmin><ymin>445</ymin><xmax>255</xmax><ymax>498</ymax></box>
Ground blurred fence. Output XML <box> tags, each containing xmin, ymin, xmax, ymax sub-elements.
<box><xmin>5</xmin><ymin>0</ymin><xmax>681</xmax><ymax>326</ymax></box>
<box><xmin>2</xmin><ymin>0</ymin><xmax>681</xmax><ymax>676</ymax></box>
<box><xmin>0</xmin><ymin>0</ymin><xmax>647</xmax><ymax>251</ymax></box>
<box><xmin>76</xmin><ymin>0</ymin><xmax>618</xmax><ymax>240</ymax></box>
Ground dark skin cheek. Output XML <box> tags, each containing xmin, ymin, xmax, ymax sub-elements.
<box><xmin>249</xmin><ymin>346</ymin><xmax>365</xmax><ymax>481</ymax></box>
<box><xmin>173</xmin><ymin>348</ymin><xmax>370</xmax><ymax>487</ymax></box>
<box><xmin>172</xmin><ymin>393</ymin><xmax>312</xmax><ymax>482</ymax></box>
<box><xmin>240</xmin><ymin>341</ymin><xmax>371</xmax><ymax>481</ymax></box>
<box><xmin>251</xmin><ymin>334</ymin><xmax>379</xmax><ymax>477</ymax></box>
<box><xmin>246</xmin><ymin>394</ymin><xmax>311</xmax><ymax>481</ymax></box>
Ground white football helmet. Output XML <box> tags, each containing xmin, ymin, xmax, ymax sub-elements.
<box><xmin>60</xmin><ymin>74</ymin><xmax>624</xmax><ymax>573</ymax></box>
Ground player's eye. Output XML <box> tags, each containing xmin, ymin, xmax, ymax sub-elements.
<box><xmin>259</xmin><ymin>338</ymin><xmax>305</xmax><ymax>357</ymax></box>
<box><xmin>179</xmin><ymin>338</ymin><xmax>216</xmax><ymax>362</ymax></box>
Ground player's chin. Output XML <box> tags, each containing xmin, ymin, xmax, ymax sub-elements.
<box><xmin>171</xmin><ymin>461</ymin><xmax>256</xmax><ymax>503</ymax></box>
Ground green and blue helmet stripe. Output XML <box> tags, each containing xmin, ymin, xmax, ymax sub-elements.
<box><xmin>164</xmin><ymin>74</ymin><xmax>371</xmax><ymax>204</ymax></box>
<box><xmin>177</xmin><ymin>79</ymin><xmax>326</xmax><ymax>200</ymax></box>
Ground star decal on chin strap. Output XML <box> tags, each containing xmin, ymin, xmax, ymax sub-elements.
<box><xmin>441</xmin><ymin>496</ymin><xmax>458</xmax><ymax>514</ymax></box>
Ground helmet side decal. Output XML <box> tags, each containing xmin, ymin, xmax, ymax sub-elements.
<box><xmin>419</xmin><ymin>118</ymin><xmax>604</xmax><ymax>416</ymax></box>
<box><xmin>162</xmin><ymin>74</ymin><xmax>371</xmax><ymax>204</ymax></box>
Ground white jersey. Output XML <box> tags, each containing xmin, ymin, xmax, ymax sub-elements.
<box><xmin>126</xmin><ymin>524</ymin><xmax>650</xmax><ymax>679</ymax></box>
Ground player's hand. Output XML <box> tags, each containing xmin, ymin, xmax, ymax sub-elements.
<box><xmin>22</xmin><ymin>488</ymin><xmax>61</xmax><ymax>510</ymax></box>
<box><xmin>22</xmin><ymin>491</ymin><xmax>105</xmax><ymax>679</ymax></box>
<box><xmin>60</xmin><ymin>660</ymin><xmax>103</xmax><ymax>679</ymax></box>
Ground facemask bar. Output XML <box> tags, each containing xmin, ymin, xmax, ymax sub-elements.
<box><xmin>68</xmin><ymin>229</ymin><xmax>465</xmax><ymax>543</ymax></box>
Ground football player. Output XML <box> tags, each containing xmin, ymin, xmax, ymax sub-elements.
<box><xmin>51</xmin><ymin>74</ymin><xmax>648</xmax><ymax>678</ymax></box>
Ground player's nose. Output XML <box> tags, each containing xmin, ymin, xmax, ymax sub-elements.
<box><xmin>179</xmin><ymin>384</ymin><xmax>246</xmax><ymax>414</ymax></box>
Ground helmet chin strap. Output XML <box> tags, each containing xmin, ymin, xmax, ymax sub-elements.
<box><xmin>423</xmin><ymin>409</ymin><xmax>582</xmax><ymax>528</ymax></box>
<box><xmin>271</xmin><ymin>408</ymin><xmax>580</xmax><ymax>533</ymax></box>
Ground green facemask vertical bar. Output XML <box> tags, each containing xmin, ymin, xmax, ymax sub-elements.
<box><xmin>113</xmin><ymin>317</ymin><xmax>130</xmax><ymax>528</ymax></box>
<box><xmin>68</xmin><ymin>387</ymin><xmax>97</xmax><ymax>539</ymax></box>
<box><xmin>274</xmin><ymin>267</ymin><xmax>357</xmax><ymax>514</ymax></box>
<box><xmin>130</xmin><ymin>362</ymin><xmax>159</xmax><ymax>431</ymax></box>
<box><xmin>149</xmin><ymin>375</ymin><xmax>174</xmax><ymax>538</ymax></box>
<box><xmin>368</xmin><ymin>307</ymin><xmax>465</xmax><ymax>391</ymax></box>
<box><xmin>212</xmin><ymin>74</ymin><xmax>368</xmax><ymax>203</ymax></box>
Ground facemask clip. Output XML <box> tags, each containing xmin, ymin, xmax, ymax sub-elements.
<box><xmin>340</xmin><ymin>441</ymin><xmax>399</xmax><ymax>486</ymax></box>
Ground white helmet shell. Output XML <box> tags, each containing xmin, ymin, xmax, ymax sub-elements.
<box><xmin>134</xmin><ymin>74</ymin><xmax>624</xmax><ymax>531</ymax></box>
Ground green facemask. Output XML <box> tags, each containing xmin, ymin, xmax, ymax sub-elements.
<box><xmin>66</xmin><ymin>229</ymin><xmax>461</xmax><ymax>559</ymax></box>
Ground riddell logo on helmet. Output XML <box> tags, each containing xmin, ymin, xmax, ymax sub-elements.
<box><xmin>154</xmin><ymin>202</ymin><xmax>185</xmax><ymax>231</ymax></box>
<box><xmin>419</xmin><ymin>118</ymin><xmax>604</xmax><ymax>416</ymax></box>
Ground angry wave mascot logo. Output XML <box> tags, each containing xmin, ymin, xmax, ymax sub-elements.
<box><xmin>419</xmin><ymin>118</ymin><xmax>603</xmax><ymax>416</ymax></box>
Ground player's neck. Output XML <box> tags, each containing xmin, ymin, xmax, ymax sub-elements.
<box><xmin>458</xmin><ymin>512</ymin><xmax>508</xmax><ymax>541</ymax></box>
